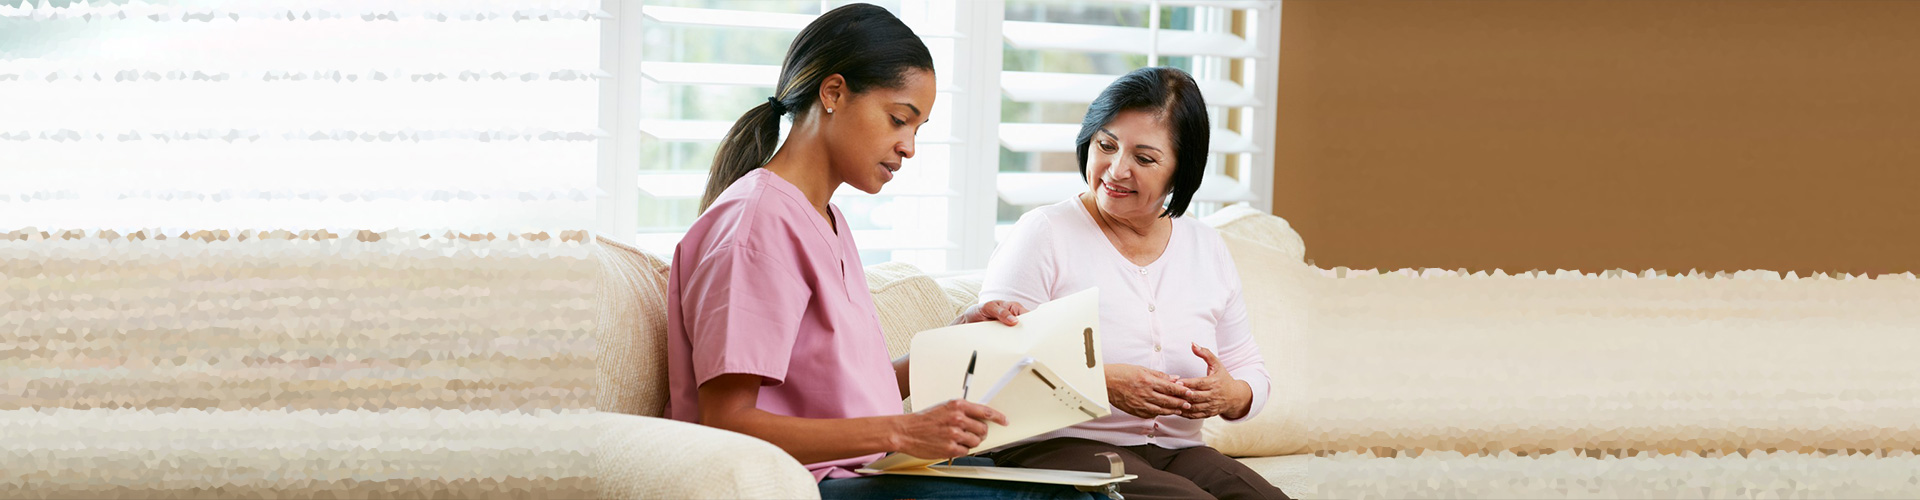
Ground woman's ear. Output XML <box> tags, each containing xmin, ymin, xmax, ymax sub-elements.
<box><xmin>817</xmin><ymin>74</ymin><xmax>846</xmax><ymax>116</ymax></box>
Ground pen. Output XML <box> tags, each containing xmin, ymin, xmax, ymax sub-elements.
<box><xmin>961</xmin><ymin>350</ymin><xmax>977</xmax><ymax>402</ymax></box>
<box><xmin>942</xmin><ymin>350</ymin><xmax>979</xmax><ymax>469</ymax></box>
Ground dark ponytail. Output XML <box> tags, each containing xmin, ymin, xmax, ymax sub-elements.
<box><xmin>701</xmin><ymin>100</ymin><xmax>785</xmax><ymax>212</ymax></box>
<box><xmin>698</xmin><ymin>3</ymin><xmax>935</xmax><ymax>213</ymax></box>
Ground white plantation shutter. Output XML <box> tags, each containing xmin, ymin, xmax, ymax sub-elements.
<box><xmin>617</xmin><ymin>0</ymin><xmax>1281</xmax><ymax>271</ymax></box>
<box><xmin>626</xmin><ymin>0</ymin><xmax>980</xmax><ymax>272</ymax></box>
<box><xmin>0</xmin><ymin>0</ymin><xmax>605</xmax><ymax>234</ymax></box>
<box><xmin>5</xmin><ymin>0</ymin><xmax>1281</xmax><ymax>271</ymax></box>
<box><xmin>980</xmin><ymin>0</ymin><xmax>1280</xmax><ymax>254</ymax></box>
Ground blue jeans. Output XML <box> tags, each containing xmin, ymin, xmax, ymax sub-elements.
<box><xmin>817</xmin><ymin>457</ymin><xmax>1111</xmax><ymax>500</ymax></box>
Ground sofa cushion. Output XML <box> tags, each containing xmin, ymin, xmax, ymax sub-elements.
<box><xmin>1300</xmin><ymin>450</ymin><xmax>1920</xmax><ymax>499</ymax></box>
<box><xmin>864</xmin><ymin>261</ymin><xmax>959</xmax><ymax>360</ymax></box>
<box><xmin>1203</xmin><ymin>204</ymin><xmax>1306</xmax><ymax>264</ymax></box>
<box><xmin>594</xmin><ymin>413</ymin><xmax>819</xmax><ymax>500</ymax></box>
<box><xmin>1303</xmin><ymin>268</ymin><xmax>1920</xmax><ymax>456</ymax></box>
<box><xmin>594</xmin><ymin>237</ymin><xmax>672</xmax><ymax>417</ymax></box>
<box><xmin>0</xmin><ymin>407</ymin><xmax>603</xmax><ymax>498</ymax></box>
<box><xmin>935</xmin><ymin>273</ymin><xmax>987</xmax><ymax>314</ymax></box>
<box><xmin>2</xmin><ymin>234</ymin><xmax>598</xmax><ymax>413</ymax></box>
<box><xmin>1199</xmin><ymin>228</ymin><xmax>1318</xmax><ymax>458</ymax></box>
<box><xmin>1233</xmin><ymin>454</ymin><xmax>1310</xmax><ymax>496</ymax></box>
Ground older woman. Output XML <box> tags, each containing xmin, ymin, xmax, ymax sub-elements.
<box><xmin>977</xmin><ymin>67</ymin><xmax>1290</xmax><ymax>500</ymax></box>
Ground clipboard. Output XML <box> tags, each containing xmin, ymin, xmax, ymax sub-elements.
<box><xmin>908</xmin><ymin>287</ymin><xmax>1106</xmax><ymax>416</ymax></box>
<box><xmin>857</xmin><ymin>362</ymin><xmax>1133</xmax><ymax>489</ymax></box>
<box><xmin>858</xmin><ymin>451</ymin><xmax>1137</xmax><ymax>490</ymax></box>
<box><xmin>863</xmin><ymin>359</ymin><xmax>1109</xmax><ymax>471</ymax></box>
<box><xmin>857</xmin><ymin>289</ymin><xmax>1132</xmax><ymax>489</ymax></box>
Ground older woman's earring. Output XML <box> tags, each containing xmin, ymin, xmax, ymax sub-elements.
<box><xmin>826</xmin><ymin>107</ymin><xmax>834</xmax><ymax>114</ymax></box>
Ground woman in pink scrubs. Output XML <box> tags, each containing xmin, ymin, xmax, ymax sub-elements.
<box><xmin>665</xmin><ymin>4</ymin><xmax>1101</xmax><ymax>499</ymax></box>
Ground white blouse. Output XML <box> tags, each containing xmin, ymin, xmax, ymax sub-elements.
<box><xmin>979</xmin><ymin>198</ymin><xmax>1270</xmax><ymax>450</ymax></box>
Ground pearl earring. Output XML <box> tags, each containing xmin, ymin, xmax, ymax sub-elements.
<box><xmin>826</xmin><ymin>108</ymin><xmax>834</xmax><ymax>114</ymax></box>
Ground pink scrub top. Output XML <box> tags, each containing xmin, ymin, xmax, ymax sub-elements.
<box><xmin>665</xmin><ymin>168</ymin><xmax>902</xmax><ymax>481</ymax></box>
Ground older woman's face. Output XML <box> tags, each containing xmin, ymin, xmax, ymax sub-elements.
<box><xmin>1084</xmin><ymin>109</ymin><xmax>1177</xmax><ymax>221</ymax></box>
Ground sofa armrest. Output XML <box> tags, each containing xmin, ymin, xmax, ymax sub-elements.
<box><xmin>592</xmin><ymin>413</ymin><xmax>820</xmax><ymax>500</ymax></box>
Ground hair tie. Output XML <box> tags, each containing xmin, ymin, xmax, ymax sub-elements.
<box><xmin>766</xmin><ymin>96</ymin><xmax>787</xmax><ymax>115</ymax></box>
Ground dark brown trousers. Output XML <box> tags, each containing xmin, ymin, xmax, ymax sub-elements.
<box><xmin>984</xmin><ymin>438</ymin><xmax>1291</xmax><ymax>500</ymax></box>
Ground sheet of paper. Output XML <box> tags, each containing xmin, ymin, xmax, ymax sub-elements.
<box><xmin>979</xmin><ymin>357</ymin><xmax>1037</xmax><ymax>404</ymax></box>
<box><xmin>975</xmin><ymin>360</ymin><xmax>1110</xmax><ymax>448</ymax></box>
<box><xmin>866</xmin><ymin>359</ymin><xmax>1111</xmax><ymax>471</ymax></box>
<box><xmin>865</xmin><ymin>288</ymin><xmax>1110</xmax><ymax>471</ymax></box>
<box><xmin>909</xmin><ymin>287</ymin><xmax>1106</xmax><ymax>413</ymax></box>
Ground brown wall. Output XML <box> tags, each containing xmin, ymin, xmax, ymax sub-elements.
<box><xmin>1272</xmin><ymin>0</ymin><xmax>1920</xmax><ymax>275</ymax></box>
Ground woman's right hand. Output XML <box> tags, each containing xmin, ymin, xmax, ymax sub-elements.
<box><xmin>1105</xmin><ymin>363</ymin><xmax>1192</xmax><ymax>419</ymax></box>
<box><xmin>890</xmin><ymin>399</ymin><xmax>1008</xmax><ymax>459</ymax></box>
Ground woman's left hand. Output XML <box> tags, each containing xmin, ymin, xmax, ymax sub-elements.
<box><xmin>952</xmin><ymin>300</ymin><xmax>1028</xmax><ymax>326</ymax></box>
<box><xmin>1176</xmin><ymin>343</ymin><xmax>1252</xmax><ymax>420</ymax></box>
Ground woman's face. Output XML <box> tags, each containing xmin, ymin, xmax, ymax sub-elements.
<box><xmin>824</xmin><ymin>68</ymin><xmax>937</xmax><ymax>195</ymax></box>
<box><xmin>1084</xmin><ymin>108</ymin><xmax>1178</xmax><ymax>222</ymax></box>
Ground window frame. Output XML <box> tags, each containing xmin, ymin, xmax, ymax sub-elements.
<box><xmin>600</xmin><ymin>0</ymin><xmax>1280</xmax><ymax>272</ymax></box>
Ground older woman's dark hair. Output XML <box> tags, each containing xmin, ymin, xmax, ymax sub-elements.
<box><xmin>1075</xmin><ymin>67</ymin><xmax>1210</xmax><ymax>218</ymax></box>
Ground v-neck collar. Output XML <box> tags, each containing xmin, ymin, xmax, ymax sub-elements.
<box><xmin>1072</xmin><ymin>197</ymin><xmax>1177</xmax><ymax>272</ymax></box>
<box><xmin>754</xmin><ymin>168</ymin><xmax>848</xmax><ymax>257</ymax></box>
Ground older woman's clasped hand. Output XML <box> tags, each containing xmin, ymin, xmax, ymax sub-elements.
<box><xmin>1175</xmin><ymin>343</ymin><xmax>1253</xmax><ymax>420</ymax></box>
<box><xmin>1106</xmin><ymin>344</ymin><xmax>1252</xmax><ymax>420</ymax></box>
<box><xmin>1105</xmin><ymin>363</ymin><xmax>1191</xmax><ymax>419</ymax></box>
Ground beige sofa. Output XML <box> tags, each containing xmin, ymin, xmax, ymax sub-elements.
<box><xmin>8</xmin><ymin>205</ymin><xmax>1918</xmax><ymax>499</ymax></box>
<box><xmin>600</xmin><ymin>207</ymin><xmax>1920</xmax><ymax>498</ymax></box>
<box><xmin>2</xmin><ymin>230</ymin><xmax>622</xmax><ymax>498</ymax></box>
